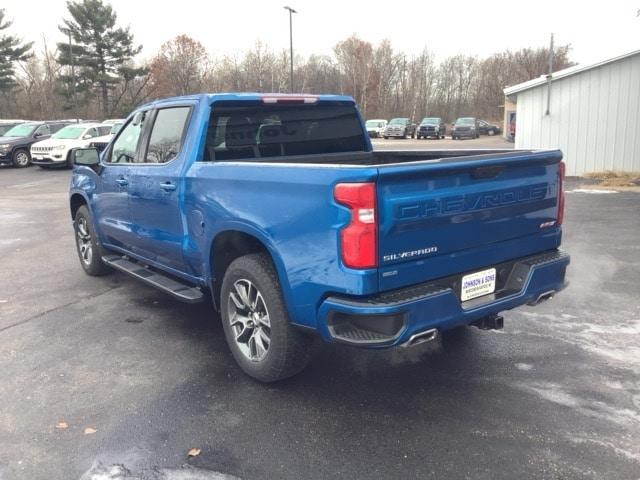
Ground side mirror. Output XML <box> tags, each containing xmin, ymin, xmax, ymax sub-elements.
<box><xmin>73</xmin><ymin>147</ymin><xmax>100</xmax><ymax>167</ymax></box>
<box><xmin>83</xmin><ymin>134</ymin><xmax>92</xmax><ymax>140</ymax></box>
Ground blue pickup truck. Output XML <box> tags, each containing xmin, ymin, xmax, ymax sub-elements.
<box><xmin>69</xmin><ymin>93</ymin><xmax>569</xmax><ymax>382</ymax></box>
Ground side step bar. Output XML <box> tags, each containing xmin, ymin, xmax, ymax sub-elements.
<box><xmin>102</xmin><ymin>255</ymin><xmax>204</xmax><ymax>304</ymax></box>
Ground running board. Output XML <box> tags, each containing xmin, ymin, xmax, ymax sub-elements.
<box><xmin>102</xmin><ymin>255</ymin><xmax>204</xmax><ymax>304</ymax></box>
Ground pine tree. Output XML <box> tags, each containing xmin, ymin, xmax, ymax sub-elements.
<box><xmin>0</xmin><ymin>9</ymin><xmax>32</xmax><ymax>93</ymax></box>
<box><xmin>57</xmin><ymin>0</ymin><xmax>145</xmax><ymax>116</ymax></box>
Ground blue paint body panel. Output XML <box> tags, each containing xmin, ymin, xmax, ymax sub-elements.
<box><xmin>70</xmin><ymin>93</ymin><xmax>569</xmax><ymax>347</ymax></box>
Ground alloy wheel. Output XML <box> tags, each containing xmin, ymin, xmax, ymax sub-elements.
<box><xmin>228</xmin><ymin>279</ymin><xmax>271</xmax><ymax>362</ymax></box>
<box><xmin>76</xmin><ymin>217</ymin><xmax>93</xmax><ymax>266</ymax></box>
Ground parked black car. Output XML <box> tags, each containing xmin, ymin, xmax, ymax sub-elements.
<box><xmin>478</xmin><ymin>120</ymin><xmax>501</xmax><ymax>136</ymax></box>
<box><xmin>452</xmin><ymin>117</ymin><xmax>480</xmax><ymax>140</ymax></box>
<box><xmin>383</xmin><ymin>118</ymin><xmax>417</xmax><ymax>139</ymax></box>
<box><xmin>416</xmin><ymin>117</ymin><xmax>446</xmax><ymax>139</ymax></box>
<box><xmin>0</xmin><ymin>121</ymin><xmax>72</xmax><ymax>167</ymax></box>
<box><xmin>0</xmin><ymin>121</ymin><xmax>27</xmax><ymax>136</ymax></box>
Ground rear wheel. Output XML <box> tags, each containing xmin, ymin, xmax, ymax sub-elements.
<box><xmin>488</xmin><ymin>129</ymin><xmax>495</xmax><ymax>136</ymax></box>
<box><xmin>221</xmin><ymin>253</ymin><xmax>320</xmax><ymax>382</ymax></box>
<box><xmin>12</xmin><ymin>149</ymin><xmax>30</xmax><ymax>168</ymax></box>
<box><xmin>74</xmin><ymin>205</ymin><xmax>111</xmax><ymax>276</ymax></box>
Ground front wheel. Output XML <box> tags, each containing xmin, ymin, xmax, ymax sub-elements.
<box><xmin>74</xmin><ymin>205</ymin><xmax>111</xmax><ymax>276</ymax></box>
<box><xmin>221</xmin><ymin>253</ymin><xmax>320</xmax><ymax>382</ymax></box>
<box><xmin>12</xmin><ymin>149</ymin><xmax>31</xmax><ymax>168</ymax></box>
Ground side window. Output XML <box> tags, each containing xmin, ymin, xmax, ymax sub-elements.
<box><xmin>35</xmin><ymin>125</ymin><xmax>50</xmax><ymax>136</ymax></box>
<box><xmin>109</xmin><ymin>114</ymin><xmax>146</xmax><ymax>164</ymax></box>
<box><xmin>97</xmin><ymin>126</ymin><xmax>111</xmax><ymax>136</ymax></box>
<box><xmin>87</xmin><ymin>128</ymin><xmax>98</xmax><ymax>138</ymax></box>
<box><xmin>145</xmin><ymin>107</ymin><xmax>191</xmax><ymax>164</ymax></box>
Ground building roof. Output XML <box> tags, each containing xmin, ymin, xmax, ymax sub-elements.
<box><xmin>504</xmin><ymin>48</ymin><xmax>640</xmax><ymax>97</ymax></box>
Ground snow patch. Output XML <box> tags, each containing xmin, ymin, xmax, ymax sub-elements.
<box><xmin>515</xmin><ymin>363</ymin><xmax>534</xmax><ymax>371</ymax></box>
<box><xmin>80</xmin><ymin>462</ymin><xmax>241</xmax><ymax>480</ymax></box>
<box><xmin>566</xmin><ymin>189</ymin><xmax>618</xmax><ymax>194</ymax></box>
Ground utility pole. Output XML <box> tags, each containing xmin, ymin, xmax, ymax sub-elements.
<box><xmin>545</xmin><ymin>33</ymin><xmax>554</xmax><ymax>116</ymax></box>
<box><xmin>68</xmin><ymin>31</ymin><xmax>78</xmax><ymax>122</ymax></box>
<box><xmin>284</xmin><ymin>6</ymin><xmax>297</xmax><ymax>93</ymax></box>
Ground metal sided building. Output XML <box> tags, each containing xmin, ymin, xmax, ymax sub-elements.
<box><xmin>504</xmin><ymin>49</ymin><xmax>640</xmax><ymax>175</ymax></box>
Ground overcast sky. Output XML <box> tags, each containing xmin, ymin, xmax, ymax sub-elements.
<box><xmin>3</xmin><ymin>0</ymin><xmax>640</xmax><ymax>66</ymax></box>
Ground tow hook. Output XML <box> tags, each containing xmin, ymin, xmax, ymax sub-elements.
<box><xmin>471</xmin><ymin>314</ymin><xmax>504</xmax><ymax>331</ymax></box>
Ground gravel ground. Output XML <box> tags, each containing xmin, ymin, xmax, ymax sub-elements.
<box><xmin>0</xmin><ymin>164</ymin><xmax>638</xmax><ymax>480</ymax></box>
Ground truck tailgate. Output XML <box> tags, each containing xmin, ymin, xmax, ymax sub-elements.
<box><xmin>376</xmin><ymin>150</ymin><xmax>563</xmax><ymax>291</ymax></box>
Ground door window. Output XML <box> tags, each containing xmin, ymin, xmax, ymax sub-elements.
<box><xmin>108</xmin><ymin>114</ymin><xmax>146</xmax><ymax>164</ymax></box>
<box><xmin>35</xmin><ymin>125</ymin><xmax>50</xmax><ymax>136</ymax></box>
<box><xmin>144</xmin><ymin>107</ymin><xmax>191</xmax><ymax>164</ymax></box>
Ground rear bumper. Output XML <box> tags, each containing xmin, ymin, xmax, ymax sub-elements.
<box><xmin>317</xmin><ymin>249</ymin><xmax>569</xmax><ymax>348</ymax></box>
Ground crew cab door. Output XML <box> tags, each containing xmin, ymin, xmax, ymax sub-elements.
<box><xmin>126</xmin><ymin>106</ymin><xmax>192</xmax><ymax>272</ymax></box>
<box><xmin>93</xmin><ymin>113</ymin><xmax>148</xmax><ymax>249</ymax></box>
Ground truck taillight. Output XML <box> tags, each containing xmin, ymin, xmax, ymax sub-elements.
<box><xmin>558</xmin><ymin>161</ymin><xmax>566</xmax><ymax>226</ymax></box>
<box><xmin>334</xmin><ymin>182</ymin><xmax>378</xmax><ymax>269</ymax></box>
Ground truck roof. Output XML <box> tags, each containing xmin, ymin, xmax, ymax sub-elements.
<box><xmin>138</xmin><ymin>93</ymin><xmax>356</xmax><ymax>110</ymax></box>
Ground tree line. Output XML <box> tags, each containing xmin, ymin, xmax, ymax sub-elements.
<box><xmin>0</xmin><ymin>0</ymin><xmax>573</xmax><ymax>122</ymax></box>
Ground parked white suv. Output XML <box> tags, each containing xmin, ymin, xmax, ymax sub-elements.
<box><xmin>365</xmin><ymin>119</ymin><xmax>388</xmax><ymax>138</ymax></box>
<box><xmin>89</xmin><ymin>119</ymin><xmax>125</xmax><ymax>153</ymax></box>
<box><xmin>31</xmin><ymin>123</ymin><xmax>110</xmax><ymax>168</ymax></box>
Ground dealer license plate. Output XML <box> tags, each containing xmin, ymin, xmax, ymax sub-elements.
<box><xmin>461</xmin><ymin>268</ymin><xmax>496</xmax><ymax>302</ymax></box>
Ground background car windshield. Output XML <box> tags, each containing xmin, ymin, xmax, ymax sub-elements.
<box><xmin>457</xmin><ymin>118</ymin><xmax>475</xmax><ymax>125</ymax></box>
<box><xmin>421</xmin><ymin>118</ymin><xmax>439</xmax><ymax>124</ymax></box>
<box><xmin>110</xmin><ymin>122</ymin><xmax>124</xmax><ymax>134</ymax></box>
<box><xmin>389</xmin><ymin>118</ymin><xmax>407</xmax><ymax>125</ymax></box>
<box><xmin>366</xmin><ymin>120</ymin><xmax>382</xmax><ymax>128</ymax></box>
<box><xmin>4</xmin><ymin>124</ymin><xmax>37</xmax><ymax>137</ymax></box>
<box><xmin>52</xmin><ymin>126</ymin><xmax>85</xmax><ymax>139</ymax></box>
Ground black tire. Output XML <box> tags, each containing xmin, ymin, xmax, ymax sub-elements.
<box><xmin>12</xmin><ymin>148</ymin><xmax>31</xmax><ymax>168</ymax></box>
<box><xmin>383</xmin><ymin>136</ymin><xmax>388</xmax><ymax>140</ymax></box>
<box><xmin>221</xmin><ymin>253</ymin><xmax>320</xmax><ymax>382</ymax></box>
<box><xmin>73</xmin><ymin>205</ymin><xmax>111</xmax><ymax>276</ymax></box>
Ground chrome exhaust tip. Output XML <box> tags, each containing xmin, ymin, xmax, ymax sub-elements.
<box><xmin>401</xmin><ymin>328</ymin><xmax>438</xmax><ymax>348</ymax></box>
<box><xmin>528</xmin><ymin>290</ymin><xmax>556</xmax><ymax>306</ymax></box>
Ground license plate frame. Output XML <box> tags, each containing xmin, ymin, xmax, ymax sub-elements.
<box><xmin>461</xmin><ymin>267</ymin><xmax>496</xmax><ymax>302</ymax></box>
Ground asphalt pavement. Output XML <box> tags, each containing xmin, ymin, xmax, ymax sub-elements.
<box><xmin>0</xmin><ymin>163</ymin><xmax>639</xmax><ymax>480</ymax></box>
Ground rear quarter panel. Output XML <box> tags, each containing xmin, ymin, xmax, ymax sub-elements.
<box><xmin>182</xmin><ymin>161</ymin><xmax>380</xmax><ymax>328</ymax></box>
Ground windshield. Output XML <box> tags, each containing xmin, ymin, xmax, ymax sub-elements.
<box><xmin>366</xmin><ymin>120</ymin><xmax>383</xmax><ymax>128</ymax></box>
<box><xmin>389</xmin><ymin>118</ymin><xmax>408</xmax><ymax>125</ymax></box>
<box><xmin>456</xmin><ymin>118</ymin><xmax>475</xmax><ymax>125</ymax></box>
<box><xmin>52</xmin><ymin>126</ymin><xmax>85</xmax><ymax>139</ymax></box>
<box><xmin>0</xmin><ymin>124</ymin><xmax>19</xmax><ymax>136</ymax></box>
<box><xmin>110</xmin><ymin>122</ymin><xmax>124</xmax><ymax>135</ymax></box>
<box><xmin>420</xmin><ymin>117</ymin><xmax>439</xmax><ymax>124</ymax></box>
<box><xmin>4</xmin><ymin>124</ymin><xmax>37</xmax><ymax>137</ymax></box>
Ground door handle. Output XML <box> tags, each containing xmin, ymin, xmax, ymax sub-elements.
<box><xmin>115</xmin><ymin>178</ymin><xmax>128</xmax><ymax>186</ymax></box>
<box><xmin>160</xmin><ymin>182</ymin><xmax>176</xmax><ymax>192</ymax></box>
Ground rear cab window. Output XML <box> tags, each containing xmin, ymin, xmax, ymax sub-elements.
<box><xmin>205</xmin><ymin>101</ymin><xmax>367</xmax><ymax>161</ymax></box>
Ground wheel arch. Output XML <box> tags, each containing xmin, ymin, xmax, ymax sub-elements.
<box><xmin>70</xmin><ymin>192</ymin><xmax>89</xmax><ymax>220</ymax></box>
<box><xmin>209</xmin><ymin>228</ymin><xmax>290</xmax><ymax>312</ymax></box>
